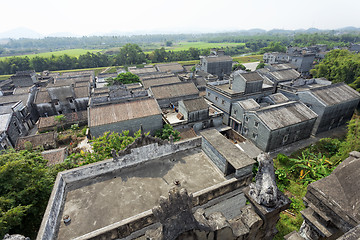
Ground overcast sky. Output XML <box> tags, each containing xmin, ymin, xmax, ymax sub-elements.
<box><xmin>1</xmin><ymin>0</ymin><xmax>360</xmax><ymax>36</ymax></box>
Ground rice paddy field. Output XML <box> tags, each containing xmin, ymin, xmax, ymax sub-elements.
<box><xmin>0</xmin><ymin>49</ymin><xmax>102</xmax><ymax>60</ymax></box>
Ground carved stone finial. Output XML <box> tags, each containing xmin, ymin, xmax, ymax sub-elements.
<box><xmin>149</xmin><ymin>187</ymin><xmax>211</xmax><ymax>240</ymax></box>
<box><xmin>111</xmin><ymin>149</ymin><xmax>118</xmax><ymax>159</ymax></box>
<box><xmin>249</xmin><ymin>153</ymin><xmax>280</xmax><ymax>208</ymax></box>
<box><xmin>169</xmin><ymin>134</ymin><xmax>174</xmax><ymax>144</ymax></box>
<box><xmin>140</xmin><ymin>124</ymin><xmax>145</xmax><ymax>137</ymax></box>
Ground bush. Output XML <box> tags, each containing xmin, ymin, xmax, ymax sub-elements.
<box><xmin>71</xmin><ymin>124</ymin><xmax>79</xmax><ymax>131</ymax></box>
<box><xmin>155</xmin><ymin>124</ymin><xmax>180</xmax><ymax>141</ymax></box>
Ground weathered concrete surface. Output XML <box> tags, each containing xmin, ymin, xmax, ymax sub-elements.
<box><xmin>57</xmin><ymin>148</ymin><xmax>227</xmax><ymax>239</ymax></box>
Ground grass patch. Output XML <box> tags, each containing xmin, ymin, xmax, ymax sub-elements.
<box><xmin>0</xmin><ymin>49</ymin><xmax>102</xmax><ymax>60</ymax></box>
<box><xmin>233</xmin><ymin>54</ymin><xmax>263</xmax><ymax>63</ymax></box>
<box><xmin>0</xmin><ymin>75</ymin><xmax>11</xmax><ymax>81</ymax></box>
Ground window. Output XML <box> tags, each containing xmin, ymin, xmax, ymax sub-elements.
<box><xmin>243</xmin><ymin>128</ymin><xmax>248</xmax><ymax>135</ymax></box>
<box><xmin>245</xmin><ymin>116</ymin><xmax>249</xmax><ymax>123</ymax></box>
<box><xmin>282</xmin><ymin>134</ymin><xmax>289</xmax><ymax>144</ymax></box>
<box><xmin>234</xmin><ymin>110</ymin><xmax>237</xmax><ymax>115</ymax></box>
<box><xmin>54</xmin><ymin>101</ymin><xmax>59</xmax><ymax>106</ymax></box>
<box><xmin>13</xmin><ymin>121</ymin><xmax>17</xmax><ymax>127</ymax></box>
<box><xmin>222</xmin><ymin>100</ymin><xmax>225</xmax><ymax>105</ymax></box>
<box><xmin>215</xmin><ymin>97</ymin><xmax>218</xmax><ymax>101</ymax></box>
<box><xmin>252</xmin><ymin>133</ymin><xmax>258</xmax><ymax>140</ymax></box>
<box><xmin>254</xmin><ymin>121</ymin><xmax>259</xmax><ymax>128</ymax></box>
<box><xmin>58</xmin><ymin>111</ymin><xmax>63</xmax><ymax>114</ymax></box>
<box><xmin>207</xmin><ymin>92</ymin><xmax>210</xmax><ymax>97</ymax></box>
<box><xmin>69</xmin><ymin>98</ymin><xmax>74</xmax><ymax>104</ymax></box>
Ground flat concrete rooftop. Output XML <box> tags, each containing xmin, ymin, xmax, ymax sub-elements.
<box><xmin>57</xmin><ymin>147</ymin><xmax>226</xmax><ymax>239</ymax></box>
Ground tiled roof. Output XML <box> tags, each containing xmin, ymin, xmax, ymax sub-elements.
<box><xmin>150</xmin><ymin>82</ymin><xmax>199</xmax><ymax>100</ymax></box>
<box><xmin>181</xmin><ymin>97</ymin><xmax>209</xmax><ymax>112</ymax></box>
<box><xmin>16</xmin><ymin>131</ymin><xmax>57</xmax><ymax>150</ymax></box>
<box><xmin>142</xmin><ymin>76</ymin><xmax>181</xmax><ymax>89</ymax></box>
<box><xmin>88</xmin><ymin>98</ymin><xmax>161</xmax><ymax>127</ymax></box>
<box><xmin>256</xmin><ymin>101</ymin><xmax>317</xmax><ymax>130</ymax></box>
<box><xmin>310</xmin><ymin>82</ymin><xmax>360</xmax><ymax>106</ymax></box>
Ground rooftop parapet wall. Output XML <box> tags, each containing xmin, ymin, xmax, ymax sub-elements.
<box><xmin>37</xmin><ymin>137</ymin><xmax>202</xmax><ymax>240</ymax></box>
<box><xmin>63</xmin><ymin>137</ymin><xmax>202</xmax><ymax>188</ymax></box>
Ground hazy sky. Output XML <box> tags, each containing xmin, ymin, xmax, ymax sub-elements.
<box><xmin>1</xmin><ymin>0</ymin><xmax>360</xmax><ymax>36</ymax></box>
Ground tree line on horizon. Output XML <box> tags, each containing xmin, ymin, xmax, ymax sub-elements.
<box><xmin>0</xmin><ymin>44</ymin><xmax>251</xmax><ymax>75</ymax></box>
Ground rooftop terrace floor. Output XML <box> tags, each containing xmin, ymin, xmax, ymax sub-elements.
<box><xmin>57</xmin><ymin>147</ymin><xmax>227</xmax><ymax>239</ymax></box>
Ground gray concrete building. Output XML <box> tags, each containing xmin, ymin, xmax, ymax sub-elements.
<box><xmin>199</xmin><ymin>51</ymin><xmax>232</xmax><ymax>79</ymax></box>
<box><xmin>205</xmin><ymin>72</ymin><xmax>273</xmax><ymax>125</ymax></box>
<box><xmin>230</xmin><ymin>99</ymin><xmax>318</xmax><ymax>152</ymax></box>
<box><xmin>290</xmin><ymin>53</ymin><xmax>316</xmax><ymax>75</ymax></box>
<box><xmin>281</xmin><ymin>82</ymin><xmax>360</xmax><ymax>135</ymax></box>
<box><xmin>88</xmin><ymin>97</ymin><xmax>163</xmax><ymax>138</ymax></box>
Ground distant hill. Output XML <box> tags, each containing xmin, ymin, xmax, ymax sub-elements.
<box><xmin>1</xmin><ymin>26</ymin><xmax>360</xmax><ymax>40</ymax></box>
<box><xmin>0</xmin><ymin>27</ymin><xmax>43</xmax><ymax>39</ymax></box>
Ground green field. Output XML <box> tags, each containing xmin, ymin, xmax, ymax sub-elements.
<box><xmin>0</xmin><ymin>49</ymin><xmax>102</xmax><ymax>60</ymax></box>
<box><xmin>233</xmin><ymin>55</ymin><xmax>263</xmax><ymax>63</ymax></box>
<box><xmin>164</xmin><ymin>41</ymin><xmax>246</xmax><ymax>51</ymax></box>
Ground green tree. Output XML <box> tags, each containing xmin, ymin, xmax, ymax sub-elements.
<box><xmin>0</xmin><ymin>150</ymin><xmax>56</xmax><ymax>239</ymax></box>
<box><xmin>165</xmin><ymin>41</ymin><xmax>173</xmax><ymax>47</ymax></box>
<box><xmin>155</xmin><ymin>124</ymin><xmax>180</xmax><ymax>141</ymax></box>
<box><xmin>114</xmin><ymin>43</ymin><xmax>146</xmax><ymax>66</ymax></box>
<box><xmin>106</xmin><ymin>72</ymin><xmax>140</xmax><ymax>85</ymax></box>
<box><xmin>232</xmin><ymin>63</ymin><xmax>246</xmax><ymax>71</ymax></box>
<box><xmin>256</xmin><ymin>62</ymin><xmax>266</xmax><ymax>69</ymax></box>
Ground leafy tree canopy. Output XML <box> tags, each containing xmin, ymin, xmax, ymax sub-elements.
<box><xmin>155</xmin><ymin>124</ymin><xmax>180</xmax><ymax>141</ymax></box>
<box><xmin>106</xmin><ymin>72</ymin><xmax>140</xmax><ymax>85</ymax></box>
<box><xmin>0</xmin><ymin>150</ymin><xmax>56</xmax><ymax>239</ymax></box>
<box><xmin>310</xmin><ymin>49</ymin><xmax>360</xmax><ymax>92</ymax></box>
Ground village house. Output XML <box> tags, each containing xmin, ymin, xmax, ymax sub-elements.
<box><xmin>155</xmin><ymin>62</ymin><xmax>185</xmax><ymax>73</ymax></box>
<box><xmin>34</xmin><ymin>85</ymin><xmax>90</xmax><ymax>117</ymax></box>
<box><xmin>140</xmin><ymin>73</ymin><xmax>181</xmax><ymax>89</ymax></box>
<box><xmin>290</xmin><ymin>52</ymin><xmax>316</xmax><ymax>74</ymax></box>
<box><xmin>10</xmin><ymin>70</ymin><xmax>39</xmax><ymax>87</ymax></box>
<box><xmin>230</xmin><ymin>97</ymin><xmax>318</xmax><ymax>152</ymax></box>
<box><xmin>0</xmin><ymin>92</ymin><xmax>38</xmax><ymax>131</ymax></box>
<box><xmin>149</xmin><ymin>81</ymin><xmax>199</xmax><ymax>108</ymax></box>
<box><xmin>279</xmin><ymin>81</ymin><xmax>360</xmax><ymax>134</ymax></box>
<box><xmin>257</xmin><ymin>65</ymin><xmax>301</xmax><ymax>87</ymax></box>
<box><xmin>0</xmin><ymin>113</ymin><xmax>26</xmax><ymax>150</ymax></box>
<box><xmin>199</xmin><ymin>50</ymin><xmax>233</xmax><ymax>79</ymax></box>
<box><xmin>128</xmin><ymin>65</ymin><xmax>158</xmax><ymax>76</ymax></box>
<box><xmin>164</xmin><ymin>97</ymin><xmax>224</xmax><ymax>133</ymax></box>
<box><xmin>205</xmin><ymin>71</ymin><xmax>273</xmax><ymax>125</ymax></box>
<box><xmin>263</xmin><ymin>52</ymin><xmax>290</xmax><ymax>64</ymax></box>
<box><xmin>88</xmin><ymin>97</ymin><xmax>163</xmax><ymax>138</ymax></box>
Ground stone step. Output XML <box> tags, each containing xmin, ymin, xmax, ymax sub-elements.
<box><xmin>301</xmin><ymin>207</ymin><xmax>336</xmax><ymax>238</ymax></box>
<box><xmin>303</xmin><ymin>197</ymin><xmax>331</xmax><ymax>223</ymax></box>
